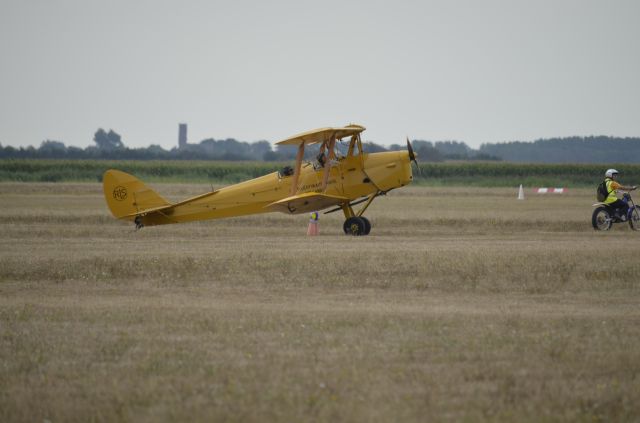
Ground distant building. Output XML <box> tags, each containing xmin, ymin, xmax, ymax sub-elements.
<box><xmin>178</xmin><ymin>123</ymin><xmax>188</xmax><ymax>149</ymax></box>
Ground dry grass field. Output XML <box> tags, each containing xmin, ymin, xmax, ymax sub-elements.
<box><xmin>1</xmin><ymin>182</ymin><xmax>640</xmax><ymax>422</ymax></box>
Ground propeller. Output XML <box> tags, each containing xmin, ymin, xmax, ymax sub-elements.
<box><xmin>406</xmin><ymin>136</ymin><xmax>420</xmax><ymax>175</ymax></box>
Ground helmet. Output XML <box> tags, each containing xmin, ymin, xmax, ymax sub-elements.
<box><xmin>605</xmin><ymin>169</ymin><xmax>619</xmax><ymax>178</ymax></box>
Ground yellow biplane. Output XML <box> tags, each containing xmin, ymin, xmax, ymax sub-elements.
<box><xmin>103</xmin><ymin>124</ymin><xmax>417</xmax><ymax>235</ymax></box>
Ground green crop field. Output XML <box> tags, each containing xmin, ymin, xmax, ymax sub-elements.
<box><xmin>2</xmin><ymin>159</ymin><xmax>640</xmax><ymax>186</ymax></box>
<box><xmin>1</xmin><ymin>182</ymin><xmax>640</xmax><ymax>422</ymax></box>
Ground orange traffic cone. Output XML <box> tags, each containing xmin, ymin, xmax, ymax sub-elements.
<box><xmin>307</xmin><ymin>211</ymin><xmax>319</xmax><ymax>236</ymax></box>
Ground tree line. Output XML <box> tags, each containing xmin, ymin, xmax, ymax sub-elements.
<box><xmin>1</xmin><ymin>128</ymin><xmax>639</xmax><ymax>163</ymax></box>
<box><xmin>477</xmin><ymin>136</ymin><xmax>640</xmax><ymax>163</ymax></box>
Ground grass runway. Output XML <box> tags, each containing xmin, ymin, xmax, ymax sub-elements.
<box><xmin>1</xmin><ymin>183</ymin><xmax>640</xmax><ymax>422</ymax></box>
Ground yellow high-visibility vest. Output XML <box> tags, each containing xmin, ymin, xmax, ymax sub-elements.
<box><xmin>605</xmin><ymin>178</ymin><xmax>618</xmax><ymax>204</ymax></box>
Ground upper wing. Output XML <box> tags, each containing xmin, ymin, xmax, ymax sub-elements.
<box><xmin>276</xmin><ymin>124</ymin><xmax>366</xmax><ymax>146</ymax></box>
<box><xmin>264</xmin><ymin>192</ymin><xmax>348</xmax><ymax>214</ymax></box>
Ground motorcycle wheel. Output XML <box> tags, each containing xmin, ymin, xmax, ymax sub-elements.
<box><xmin>592</xmin><ymin>207</ymin><xmax>612</xmax><ymax>231</ymax></box>
<box><xmin>628</xmin><ymin>206</ymin><xmax>640</xmax><ymax>230</ymax></box>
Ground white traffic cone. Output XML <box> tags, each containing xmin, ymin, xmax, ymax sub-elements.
<box><xmin>518</xmin><ymin>184</ymin><xmax>525</xmax><ymax>200</ymax></box>
<box><xmin>307</xmin><ymin>211</ymin><xmax>319</xmax><ymax>236</ymax></box>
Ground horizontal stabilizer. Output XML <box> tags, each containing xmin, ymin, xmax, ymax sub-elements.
<box><xmin>119</xmin><ymin>190</ymin><xmax>218</xmax><ymax>219</ymax></box>
<box><xmin>265</xmin><ymin>192</ymin><xmax>348</xmax><ymax>215</ymax></box>
<box><xmin>120</xmin><ymin>203</ymin><xmax>174</xmax><ymax>219</ymax></box>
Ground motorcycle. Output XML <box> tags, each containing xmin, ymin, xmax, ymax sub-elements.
<box><xmin>592</xmin><ymin>192</ymin><xmax>640</xmax><ymax>231</ymax></box>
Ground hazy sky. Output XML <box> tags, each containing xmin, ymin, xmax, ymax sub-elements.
<box><xmin>1</xmin><ymin>0</ymin><xmax>639</xmax><ymax>149</ymax></box>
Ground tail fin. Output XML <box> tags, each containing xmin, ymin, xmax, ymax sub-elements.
<box><xmin>103</xmin><ymin>169</ymin><xmax>171</xmax><ymax>219</ymax></box>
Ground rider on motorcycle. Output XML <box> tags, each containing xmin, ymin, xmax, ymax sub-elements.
<box><xmin>603</xmin><ymin>169</ymin><xmax>637</xmax><ymax>218</ymax></box>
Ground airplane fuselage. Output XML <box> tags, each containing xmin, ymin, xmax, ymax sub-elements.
<box><xmin>138</xmin><ymin>150</ymin><xmax>413</xmax><ymax>226</ymax></box>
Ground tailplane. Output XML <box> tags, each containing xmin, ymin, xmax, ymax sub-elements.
<box><xmin>102</xmin><ymin>170</ymin><xmax>171</xmax><ymax>219</ymax></box>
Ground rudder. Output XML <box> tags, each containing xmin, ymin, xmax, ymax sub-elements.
<box><xmin>103</xmin><ymin>169</ymin><xmax>170</xmax><ymax>219</ymax></box>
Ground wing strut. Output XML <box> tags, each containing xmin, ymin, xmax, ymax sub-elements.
<box><xmin>321</xmin><ymin>134</ymin><xmax>336</xmax><ymax>192</ymax></box>
<box><xmin>290</xmin><ymin>142</ymin><xmax>305</xmax><ymax>195</ymax></box>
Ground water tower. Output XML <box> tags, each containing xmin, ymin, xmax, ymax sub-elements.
<box><xmin>178</xmin><ymin>123</ymin><xmax>187</xmax><ymax>149</ymax></box>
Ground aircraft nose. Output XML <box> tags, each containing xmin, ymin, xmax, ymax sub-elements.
<box><xmin>399</xmin><ymin>152</ymin><xmax>414</xmax><ymax>184</ymax></box>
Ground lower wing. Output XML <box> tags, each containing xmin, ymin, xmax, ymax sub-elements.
<box><xmin>264</xmin><ymin>192</ymin><xmax>348</xmax><ymax>214</ymax></box>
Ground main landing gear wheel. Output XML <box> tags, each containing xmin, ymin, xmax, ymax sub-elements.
<box><xmin>360</xmin><ymin>216</ymin><xmax>371</xmax><ymax>235</ymax></box>
<box><xmin>343</xmin><ymin>216</ymin><xmax>367</xmax><ymax>236</ymax></box>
